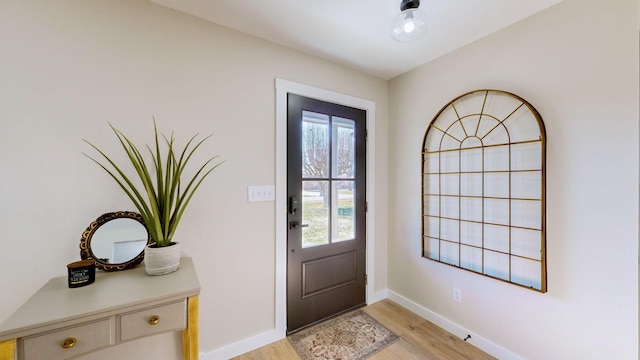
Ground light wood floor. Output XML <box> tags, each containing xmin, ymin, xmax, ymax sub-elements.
<box><xmin>232</xmin><ymin>299</ymin><xmax>495</xmax><ymax>360</ymax></box>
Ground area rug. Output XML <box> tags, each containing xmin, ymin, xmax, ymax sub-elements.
<box><xmin>288</xmin><ymin>310</ymin><xmax>399</xmax><ymax>360</ymax></box>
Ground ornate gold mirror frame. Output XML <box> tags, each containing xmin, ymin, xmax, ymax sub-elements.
<box><xmin>80</xmin><ymin>211</ymin><xmax>152</xmax><ymax>271</ymax></box>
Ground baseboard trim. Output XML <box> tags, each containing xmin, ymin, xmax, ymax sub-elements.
<box><xmin>201</xmin><ymin>289</ymin><xmax>522</xmax><ymax>360</ymax></box>
<box><xmin>386</xmin><ymin>290</ymin><xmax>525</xmax><ymax>360</ymax></box>
<box><xmin>200</xmin><ymin>328</ymin><xmax>283</xmax><ymax>360</ymax></box>
<box><xmin>368</xmin><ymin>289</ymin><xmax>389</xmax><ymax>304</ymax></box>
<box><xmin>200</xmin><ymin>289</ymin><xmax>390</xmax><ymax>359</ymax></box>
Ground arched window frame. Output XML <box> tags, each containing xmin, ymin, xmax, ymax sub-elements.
<box><xmin>422</xmin><ymin>89</ymin><xmax>547</xmax><ymax>292</ymax></box>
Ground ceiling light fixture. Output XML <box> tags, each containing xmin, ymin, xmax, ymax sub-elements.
<box><xmin>391</xmin><ymin>0</ymin><xmax>427</xmax><ymax>42</ymax></box>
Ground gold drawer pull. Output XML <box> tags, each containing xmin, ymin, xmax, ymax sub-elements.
<box><xmin>149</xmin><ymin>315</ymin><xmax>160</xmax><ymax>325</ymax></box>
<box><xmin>61</xmin><ymin>337</ymin><xmax>76</xmax><ymax>349</ymax></box>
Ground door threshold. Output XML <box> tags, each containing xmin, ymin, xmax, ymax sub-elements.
<box><xmin>286</xmin><ymin>302</ymin><xmax>366</xmax><ymax>336</ymax></box>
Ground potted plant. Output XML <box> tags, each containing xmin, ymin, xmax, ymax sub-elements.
<box><xmin>84</xmin><ymin>120</ymin><xmax>222</xmax><ymax>275</ymax></box>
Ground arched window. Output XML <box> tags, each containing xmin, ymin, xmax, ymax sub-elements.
<box><xmin>422</xmin><ymin>90</ymin><xmax>547</xmax><ymax>292</ymax></box>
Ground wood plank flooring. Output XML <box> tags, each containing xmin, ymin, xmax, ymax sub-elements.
<box><xmin>232</xmin><ymin>299</ymin><xmax>495</xmax><ymax>360</ymax></box>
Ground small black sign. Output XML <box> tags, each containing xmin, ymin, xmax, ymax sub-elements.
<box><xmin>67</xmin><ymin>259</ymin><xmax>96</xmax><ymax>288</ymax></box>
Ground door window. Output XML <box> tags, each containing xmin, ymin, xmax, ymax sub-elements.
<box><xmin>301</xmin><ymin>111</ymin><xmax>356</xmax><ymax>248</ymax></box>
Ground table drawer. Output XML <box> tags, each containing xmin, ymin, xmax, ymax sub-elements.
<box><xmin>21</xmin><ymin>318</ymin><xmax>114</xmax><ymax>360</ymax></box>
<box><xmin>119</xmin><ymin>300</ymin><xmax>186</xmax><ymax>342</ymax></box>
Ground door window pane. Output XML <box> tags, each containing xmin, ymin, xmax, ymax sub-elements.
<box><xmin>332</xmin><ymin>117</ymin><xmax>355</xmax><ymax>178</ymax></box>
<box><xmin>302</xmin><ymin>180</ymin><xmax>330</xmax><ymax>248</ymax></box>
<box><xmin>333</xmin><ymin>181</ymin><xmax>354</xmax><ymax>242</ymax></box>
<box><xmin>302</xmin><ymin>111</ymin><xmax>330</xmax><ymax>178</ymax></box>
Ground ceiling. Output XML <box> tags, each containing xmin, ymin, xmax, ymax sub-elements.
<box><xmin>150</xmin><ymin>0</ymin><xmax>562</xmax><ymax>80</ymax></box>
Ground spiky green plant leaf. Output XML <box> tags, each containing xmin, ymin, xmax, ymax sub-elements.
<box><xmin>83</xmin><ymin>120</ymin><xmax>222</xmax><ymax>247</ymax></box>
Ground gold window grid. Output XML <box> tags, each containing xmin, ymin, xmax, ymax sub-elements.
<box><xmin>421</xmin><ymin>89</ymin><xmax>547</xmax><ymax>292</ymax></box>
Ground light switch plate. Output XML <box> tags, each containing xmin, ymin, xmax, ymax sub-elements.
<box><xmin>248</xmin><ymin>185</ymin><xmax>275</xmax><ymax>202</ymax></box>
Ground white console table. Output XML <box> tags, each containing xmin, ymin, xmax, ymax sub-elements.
<box><xmin>0</xmin><ymin>257</ymin><xmax>200</xmax><ymax>360</ymax></box>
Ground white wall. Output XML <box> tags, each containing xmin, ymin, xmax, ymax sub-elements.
<box><xmin>388</xmin><ymin>0</ymin><xmax>639</xmax><ymax>359</ymax></box>
<box><xmin>0</xmin><ymin>1</ymin><xmax>389</xmax><ymax>358</ymax></box>
<box><xmin>3</xmin><ymin>0</ymin><xmax>638</xmax><ymax>359</ymax></box>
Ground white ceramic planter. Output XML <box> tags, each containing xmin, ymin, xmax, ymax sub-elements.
<box><xmin>144</xmin><ymin>242</ymin><xmax>181</xmax><ymax>275</ymax></box>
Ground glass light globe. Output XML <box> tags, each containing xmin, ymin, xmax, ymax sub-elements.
<box><xmin>391</xmin><ymin>8</ymin><xmax>427</xmax><ymax>42</ymax></box>
<box><xmin>404</xmin><ymin>20</ymin><xmax>415</xmax><ymax>33</ymax></box>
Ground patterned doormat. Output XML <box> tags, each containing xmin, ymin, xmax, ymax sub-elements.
<box><xmin>288</xmin><ymin>310</ymin><xmax>399</xmax><ymax>360</ymax></box>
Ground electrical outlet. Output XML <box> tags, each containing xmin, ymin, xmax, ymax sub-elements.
<box><xmin>452</xmin><ymin>287</ymin><xmax>462</xmax><ymax>303</ymax></box>
<box><xmin>248</xmin><ymin>185</ymin><xmax>275</xmax><ymax>202</ymax></box>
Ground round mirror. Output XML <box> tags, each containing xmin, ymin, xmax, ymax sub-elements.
<box><xmin>80</xmin><ymin>211</ymin><xmax>151</xmax><ymax>271</ymax></box>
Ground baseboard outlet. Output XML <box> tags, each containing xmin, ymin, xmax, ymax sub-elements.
<box><xmin>387</xmin><ymin>290</ymin><xmax>525</xmax><ymax>360</ymax></box>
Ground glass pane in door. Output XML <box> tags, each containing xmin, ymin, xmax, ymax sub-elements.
<box><xmin>332</xmin><ymin>117</ymin><xmax>355</xmax><ymax>179</ymax></box>
<box><xmin>302</xmin><ymin>111</ymin><xmax>330</xmax><ymax>178</ymax></box>
<box><xmin>333</xmin><ymin>180</ymin><xmax>355</xmax><ymax>242</ymax></box>
<box><xmin>302</xmin><ymin>180</ymin><xmax>330</xmax><ymax>248</ymax></box>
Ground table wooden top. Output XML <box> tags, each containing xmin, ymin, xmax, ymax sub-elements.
<box><xmin>0</xmin><ymin>257</ymin><xmax>200</xmax><ymax>341</ymax></box>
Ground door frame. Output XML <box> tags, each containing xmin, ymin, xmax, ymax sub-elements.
<box><xmin>275</xmin><ymin>78</ymin><xmax>377</xmax><ymax>337</ymax></box>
